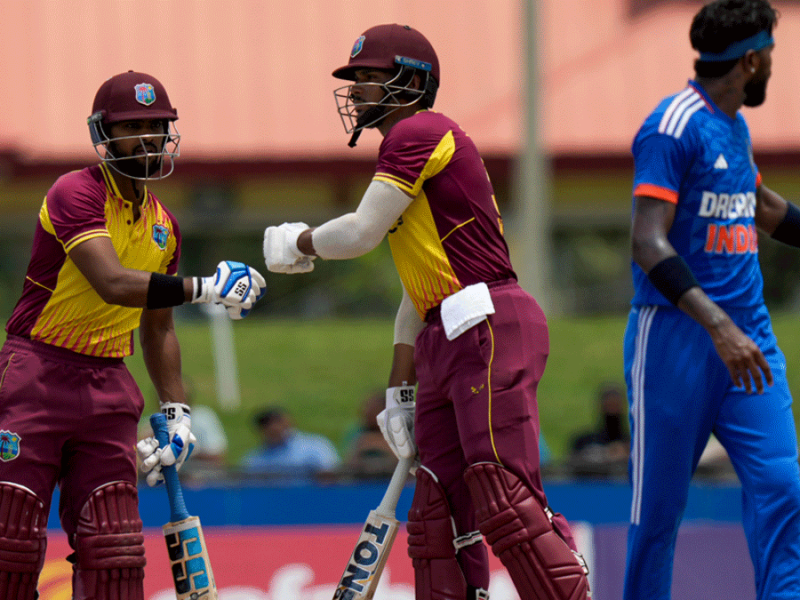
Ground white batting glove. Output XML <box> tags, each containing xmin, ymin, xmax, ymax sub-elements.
<box><xmin>137</xmin><ymin>402</ymin><xmax>197</xmax><ymax>487</ymax></box>
<box><xmin>377</xmin><ymin>385</ymin><xmax>417</xmax><ymax>460</ymax></box>
<box><xmin>136</xmin><ymin>437</ymin><xmax>162</xmax><ymax>486</ymax></box>
<box><xmin>192</xmin><ymin>261</ymin><xmax>267</xmax><ymax>320</ymax></box>
<box><xmin>263</xmin><ymin>222</ymin><xmax>316</xmax><ymax>274</ymax></box>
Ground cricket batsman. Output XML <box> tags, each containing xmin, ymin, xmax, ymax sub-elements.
<box><xmin>263</xmin><ymin>24</ymin><xmax>590</xmax><ymax>600</ymax></box>
<box><xmin>0</xmin><ymin>70</ymin><xmax>265</xmax><ymax>600</ymax></box>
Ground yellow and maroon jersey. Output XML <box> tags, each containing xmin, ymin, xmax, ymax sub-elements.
<box><xmin>5</xmin><ymin>163</ymin><xmax>181</xmax><ymax>358</ymax></box>
<box><xmin>376</xmin><ymin>110</ymin><xmax>515</xmax><ymax>318</ymax></box>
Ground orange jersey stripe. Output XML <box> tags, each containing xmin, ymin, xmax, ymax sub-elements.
<box><xmin>634</xmin><ymin>183</ymin><xmax>679</xmax><ymax>204</ymax></box>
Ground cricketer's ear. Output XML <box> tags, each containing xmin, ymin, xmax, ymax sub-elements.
<box><xmin>741</xmin><ymin>47</ymin><xmax>764</xmax><ymax>77</ymax></box>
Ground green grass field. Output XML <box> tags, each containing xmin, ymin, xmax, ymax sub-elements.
<box><xmin>126</xmin><ymin>311</ymin><xmax>800</xmax><ymax>467</ymax></box>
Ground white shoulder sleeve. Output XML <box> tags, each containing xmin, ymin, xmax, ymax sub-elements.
<box><xmin>394</xmin><ymin>284</ymin><xmax>425</xmax><ymax>346</ymax></box>
<box><xmin>312</xmin><ymin>180</ymin><xmax>413</xmax><ymax>260</ymax></box>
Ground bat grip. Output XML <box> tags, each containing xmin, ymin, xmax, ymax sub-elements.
<box><xmin>375</xmin><ymin>455</ymin><xmax>414</xmax><ymax>517</ymax></box>
<box><xmin>150</xmin><ymin>412</ymin><xmax>191</xmax><ymax>523</ymax></box>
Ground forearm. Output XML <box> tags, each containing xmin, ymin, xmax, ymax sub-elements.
<box><xmin>676</xmin><ymin>286</ymin><xmax>731</xmax><ymax>331</ymax></box>
<box><xmin>388</xmin><ymin>343</ymin><xmax>417</xmax><ymax>387</ymax></box>
<box><xmin>312</xmin><ymin>213</ymin><xmax>384</xmax><ymax>259</ymax></box>
<box><xmin>393</xmin><ymin>284</ymin><xmax>424</xmax><ymax>345</ymax></box>
<box><xmin>676</xmin><ymin>270</ymin><xmax>771</xmax><ymax>395</ymax></box>
<box><xmin>87</xmin><ymin>268</ymin><xmax>193</xmax><ymax>308</ymax></box>
<box><xmin>140</xmin><ymin>310</ymin><xmax>185</xmax><ymax>405</ymax></box>
<box><xmin>644</xmin><ymin>255</ymin><xmax>734</xmax><ymax>338</ymax></box>
<box><xmin>389</xmin><ymin>286</ymin><xmax>423</xmax><ymax>386</ymax></box>
<box><xmin>69</xmin><ymin>237</ymin><xmax>193</xmax><ymax>307</ymax></box>
<box><xmin>305</xmin><ymin>181</ymin><xmax>413</xmax><ymax>259</ymax></box>
<box><xmin>71</xmin><ymin>238</ymin><xmax>264</xmax><ymax>314</ymax></box>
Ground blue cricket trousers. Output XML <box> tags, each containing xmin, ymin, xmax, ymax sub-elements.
<box><xmin>623</xmin><ymin>304</ymin><xmax>800</xmax><ymax>600</ymax></box>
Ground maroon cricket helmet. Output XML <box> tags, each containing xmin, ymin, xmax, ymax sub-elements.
<box><xmin>90</xmin><ymin>70</ymin><xmax>178</xmax><ymax>124</ymax></box>
<box><xmin>332</xmin><ymin>24</ymin><xmax>440</xmax><ymax>84</ymax></box>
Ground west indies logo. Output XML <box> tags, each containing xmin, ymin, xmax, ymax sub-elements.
<box><xmin>152</xmin><ymin>224</ymin><xmax>170</xmax><ymax>250</ymax></box>
<box><xmin>351</xmin><ymin>35</ymin><xmax>365</xmax><ymax>58</ymax></box>
<box><xmin>0</xmin><ymin>430</ymin><xmax>20</xmax><ymax>462</ymax></box>
<box><xmin>134</xmin><ymin>83</ymin><xmax>156</xmax><ymax>106</ymax></box>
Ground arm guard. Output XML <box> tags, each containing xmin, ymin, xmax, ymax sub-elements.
<box><xmin>313</xmin><ymin>181</ymin><xmax>414</xmax><ymax>259</ymax></box>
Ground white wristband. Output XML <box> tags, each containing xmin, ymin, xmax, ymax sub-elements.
<box><xmin>386</xmin><ymin>385</ymin><xmax>415</xmax><ymax>409</ymax></box>
<box><xmin>191</xmin><ymin>276</ymin><xmax>215</xmax><ymax>304</ymax></box>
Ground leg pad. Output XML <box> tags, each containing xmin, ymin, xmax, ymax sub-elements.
<box><xmin>0</xmin><ymin>482</ymin><xmax>48</xmax><ymax>600</ymax></box>
<box><xmin>464</xmin><ymin>463</ymin><xmax>590</xmax><ymax>600</ymax></box>
<box><xmin>72</xmin><ymin>481</ymin><xmax>145</xmax><ymax>600</ymax></box>
<box><xmin>407</xmin><ymin>467</ymin><xmax>468</xmax><ymax>600</ymax></box>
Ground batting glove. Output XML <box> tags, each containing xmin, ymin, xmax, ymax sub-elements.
<box><xmin>263</xmin><ymin>222</ymin><xmax>316</xmax><ymax>274</ymax></box>
<box><xmin>137</xmin><ymin>402</ymin><xmax>197</xmax><ymax>487</ymax></box>
<box><xmin>377</xmin><ymin>385</ymin><xmax>417</xmax><ymax>460</ymax></box>
<box><xmin>192</xmin><ymin>261</ymin><xmax>267</xmax><ymax>320</ymax></box>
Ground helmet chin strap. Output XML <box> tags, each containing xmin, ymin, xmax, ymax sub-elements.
<box><xmin>348</xmin><ymin>105</ymin><xmax>387</xmax><ymax>148</ymax></box>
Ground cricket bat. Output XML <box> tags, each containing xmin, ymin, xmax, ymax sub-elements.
<box><xmin>332</xmin><ymin>455</ymin><xmax>415</xmax><ymax>600</ymax></box>
<box><xmin>150</xmin><ymin>412</ymin><xmax>218</xmax><ymax>600</ymax></box>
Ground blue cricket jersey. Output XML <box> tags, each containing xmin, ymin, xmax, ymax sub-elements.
<box><xmin>630</xmin><ymin>80</ymin><xmax>764</xmax><ymax>308</ymax></box>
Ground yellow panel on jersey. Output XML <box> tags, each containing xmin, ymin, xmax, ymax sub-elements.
<box><xmin>26</xmin><ymin>164</ymin><xmax>180</xmax><ymax>358</ymax></box>
<box><xmin>387</xmin><ymin>190</ymin><xmax>461</xmax><ymax>319</ymax></box>
<box><xmin>380</xmin><ymin>130</ymin><xmax>462</xmax><ymax>318</ymax></box>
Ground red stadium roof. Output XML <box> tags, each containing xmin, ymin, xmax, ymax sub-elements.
<box><xmin>2</xmin><ymin>0</ymin><xmax>799</xmax><ymax>163</ymax></box>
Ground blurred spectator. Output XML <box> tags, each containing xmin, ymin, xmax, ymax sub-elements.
<box><xmin>341</xmin><ymin>391</ymin><xmax>398</xmax><ymax>479</ymax></box>
<box><xmin>239</xmin><ymin>406</ymin><xmax>340</xmax><ymax>483</ymax></box>
<box><xmin>567</xmin><ymin>382</ymin><xmax>630</xmax><ymax>477</ymax></box>
<box><xmin>189</xmin><ymin>404</ymin><xmax>229</xmax><ymax>469</ymax></box>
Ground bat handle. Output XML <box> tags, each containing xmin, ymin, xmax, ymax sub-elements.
<box><xmin>150</xmin><ymin>412</ymin><xmax>191</xmax><ymax>523</ymax></box>
<box><xmin>375</xmin><ymin>455</ymin><xmax>414</xmax><ymax>517</ymax></box>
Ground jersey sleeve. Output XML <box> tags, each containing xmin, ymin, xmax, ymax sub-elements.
<box><xmin>45</xmin><ymin>174</ymin><xmax>110</xmax><ymax>251</ymax></box>
<box><xmin>632</xmin><ymin>125</ymin><xmax>694</xmax><ymax>204</ymax></box>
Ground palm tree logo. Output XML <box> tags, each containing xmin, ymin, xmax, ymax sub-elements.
<box><xmin>0</xmin><ymin>431</ymin><xmax>20</xmax><ymax>462</ymax></box>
